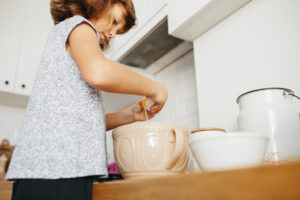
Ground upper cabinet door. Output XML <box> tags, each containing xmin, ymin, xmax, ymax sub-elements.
<box><xmin>0</xmin><ymin>0</ymin><xmax>27</xmax><ymax>93</ymax></box>
<box><xmin>168</xmin><ymin>0</ymin><xmax>251</xmax><ymax>41</ymax></box>
<box><xmin>14</xmin><ymin>0</ymin><xmax>53</xmax><ymax>96</ymax></box>
<box><xmin>134</xmin><ymin>0</ymin><xmax>167</xmax><ymax>26</ymax></box>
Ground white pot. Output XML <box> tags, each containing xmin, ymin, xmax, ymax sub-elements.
<box><xmin>237</xmin><ymin>87</ymin><xmax>300</xmax><ymax>163</ymax></box>
<box><xmin>189</xmin><ymin>132</ymin><xmax>269</xmax><ymax>172</ymax></box>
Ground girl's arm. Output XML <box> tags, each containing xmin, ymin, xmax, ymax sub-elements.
<box><xmin>68</xmin><ymin>23</ymin><xmax>168</xmax><ymax>113</ymax></box>
<box><xmin>105</xmin><ymin>108</ymin><xmax>134</xmax><ymax>131</ymax></box>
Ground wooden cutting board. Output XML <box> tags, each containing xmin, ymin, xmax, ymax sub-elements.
<box><xmin>92</xmin><ymin>162</ymin><xmax>300</xmax><ymax>200</ymax></box>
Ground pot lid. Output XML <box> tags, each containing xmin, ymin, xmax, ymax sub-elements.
<box><xmin>191</xmin><ymin>127</ymin><xmax>226</xmax><ymax>134</ymax></box>
<box><xmin>236</xmin><ymin>87</ymin><xmax>295</xmax><ymax>104</ymax></box>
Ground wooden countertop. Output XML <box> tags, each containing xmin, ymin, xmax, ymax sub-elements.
<box><xmin>93</xmin><ymin>162</ymin><xmax>300</xmax><ymax>200</ymax></box>
<box><xmin>1</xmin><ymin>162</ymin><xmax>300</xmax><ymax>200</ymax></box>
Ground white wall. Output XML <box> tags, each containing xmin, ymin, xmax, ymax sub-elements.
<box><xmin>193</xmin><ymin>0</ymin><xmax>300</xmax><ymax>131</ymax></box>
<box><xmin>0</xmin><ymin>105</ymin><xmax>25</xmax><ymax>145</ymax></box>
<box><xmin>0</xmin><ymin>92</ymin><xmax>29</xmax><ymax>145</ymax></box>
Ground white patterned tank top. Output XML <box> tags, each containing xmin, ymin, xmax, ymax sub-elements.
<box><xmin>6</xmin><ymin>15</ymin><xmax>108</xmax><ymax>180</ymax></box>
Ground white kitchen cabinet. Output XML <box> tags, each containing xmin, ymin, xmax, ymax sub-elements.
<box><xmin>168</xmin><ymin>0</ymin><xmax>251</xmax><ymax>41</ymax></box>
<box><xmin>134</xmin><ymin>0</ymin><xmax>166</xmax><ymax>26</ymax></box>
<box><xmin>14</xmin><ymin>0</ymin><xmax>53</xmax><ymax>95</ymax></box>
<box><xmin>104</xmin><ymin>0</ymin><xmax>168</xmax><ymax>61</ymax></box>
<box><xmin>0</xmin><ymin>0</ymin><xmax>27</xmax><ymax>93</ymax></box>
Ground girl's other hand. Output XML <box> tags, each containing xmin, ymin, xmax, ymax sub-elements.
<box><xmin>130</xmin><ymin>98</ymin><xmax>161</xmax><ymax>121</ymax></box>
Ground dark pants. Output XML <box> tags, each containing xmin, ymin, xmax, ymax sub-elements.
<box><xmin>11</xmin><ymin>176</ymin><xmax>96</xmax><ymax>200</ymax></box>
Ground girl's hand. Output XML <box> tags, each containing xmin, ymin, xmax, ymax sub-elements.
<box><xmin>130</xmin><ymin>98</ymin><xmax>161</xmax><ymax>121</ymax></box>
<box><xmin>148</xmin><ymin>82</ymin><xmax>168</xmax><ymax>114</ymax></box>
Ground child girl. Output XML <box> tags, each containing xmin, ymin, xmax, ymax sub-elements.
<box><xmin>5</xmin><ymin>0</ymin><xmax>168</xmax><ymax>199</ymax></box>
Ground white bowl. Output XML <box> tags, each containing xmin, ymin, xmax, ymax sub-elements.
<box><xmin>190</xmin><ymin>130</ymin><xmax>225</xmax><ymax>143</ymax></box>
<box><xmin>189</xmin><ymin>132</ymin><xmax>269</xmax><ymax>172</ymax></box>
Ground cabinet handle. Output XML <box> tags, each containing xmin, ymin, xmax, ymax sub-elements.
<box><xmin>4</xmin><ymin>80</ymin><xmax>9</xmax><ymax>85</ymax></box>
<box><xmin>21</xmin><ymin>84</ymin><xmax>26</xmax><ymax>89</ymax></box>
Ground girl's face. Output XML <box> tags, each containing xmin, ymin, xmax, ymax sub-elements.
<box><xmin>90</xmin><ymin>3</ymin><xmax>127</xmax><ymax>45</ymax></box>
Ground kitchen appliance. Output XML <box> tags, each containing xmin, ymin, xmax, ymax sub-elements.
<box><xmin>119</xmin><ymin>18</ymin><xmax>184</xmax><ymax>69</ymax></box>
<box><xmin>237</xmin><ymin>87</ymin><xmax>300</xmax><ymax>163</ymax></box>
<box><xmin>112</xmin><ymin>122</ymin><xmax>190</xmax><ymax>179</ymax></box>
<box><xmin>189</xmin><ymin>130</ymin><xmax>269</xmax><ymax>171</ymax></box>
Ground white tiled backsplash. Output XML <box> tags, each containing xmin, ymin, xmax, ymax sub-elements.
<box><xmin>149</xmin><ymin>50</ymin><xmax>198</xmax><ymax>129</ymax></box>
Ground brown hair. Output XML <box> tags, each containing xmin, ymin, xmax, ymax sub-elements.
<box><xmin>50</xmin><ymin>0</ymin><xmax>136</xmax><ymax>49</ymax></box>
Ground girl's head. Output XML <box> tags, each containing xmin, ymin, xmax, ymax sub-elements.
<box><xmin>50</xmin><ymin>0</ymin><xmax>136</xmax><ymax>49</ymax></box>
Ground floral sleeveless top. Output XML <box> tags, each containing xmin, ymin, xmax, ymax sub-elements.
<box><xmin>6</xmin><ymin>15</ymin><xmax>108</xmax><ymax>181</ymax></box>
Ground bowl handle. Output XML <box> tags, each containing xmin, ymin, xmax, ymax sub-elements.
<box><xmin>165</xmin><ymin>128</ymin><xmax>185</xmax><ymax>170</ymax></box>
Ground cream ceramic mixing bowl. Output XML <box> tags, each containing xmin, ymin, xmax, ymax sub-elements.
<box><xmin>190</xmin><ymin>131</ymin><xmax>269</xmax><ymax>172</ymax></box>
<box><xmin>112</xmin><ymin>122</ymin><xmax>190</xmax><ymax>179</ymax></box>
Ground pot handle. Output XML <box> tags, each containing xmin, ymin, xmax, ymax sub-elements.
<box><xmin>165</xmin><ymin>128</ymin><xmax>185</xmax><ymax>170</ymax></box>
<box><xmin>288</xmin><ymin>93</ymin><xmax>300</xmax><ymax>101</ymax></box>
<box><xmin>288</xmin><ymin>93</ymin><xmax>300</xmax><ymax>119</ymax></box>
